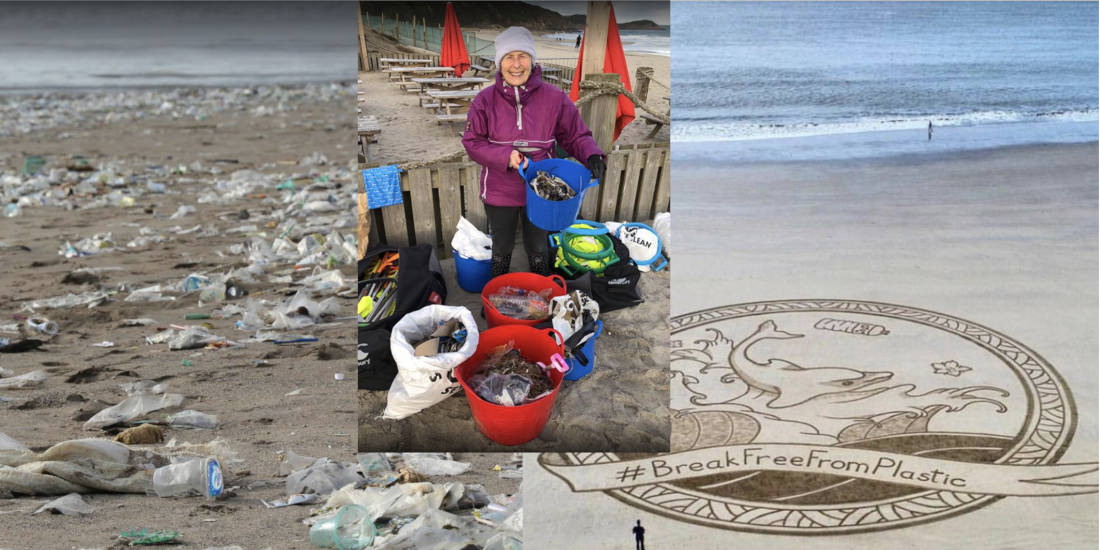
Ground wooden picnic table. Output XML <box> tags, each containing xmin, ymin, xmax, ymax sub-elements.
<box><xmin>425</xmin><ymin>89</ymin><xmax>478</xmax><ymax>126</ymax></box>
<box><xmin>357</xmin><ymin>116</ymin><xmax>381</xmax><ymax>162</ymax></box>
<box><xmin>388</xmin><ymin>66</ymin><xmax>455</xmax><ymax>84</ymax></box>
<box><xmin>379</xmin><ymin>58</ymin><xmax>431</xmax><ymax>65</ymax></box>
<box><xmin>412</xmin><ymin>77</ymin><xmax>489</xmax><ymax>107</ymax></box>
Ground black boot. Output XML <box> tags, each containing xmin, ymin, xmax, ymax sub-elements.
<box><xmin>528</xmin><ymin>249</ymin><xmax>550</xmax><ymax>275</ymax></box>
<box><xmin>490</xmin><ymin>253</ymin><xmax>511</xmax><ymax>278</ymax></box>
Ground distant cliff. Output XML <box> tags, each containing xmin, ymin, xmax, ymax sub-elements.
<box><xmin>362</xmin><ymin>2</ymin><xmax>576</xmax><ymax>31</ymax></box>
<box><xmin>361</xmin><ymin>2</ymin><xmax>666</xmax><ymax>32</ymax></box>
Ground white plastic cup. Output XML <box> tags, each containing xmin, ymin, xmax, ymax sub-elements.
<box><xmin>152</xmin><ymin>457</ymin><xmax>223</xmax><ymax>498</ymax></box>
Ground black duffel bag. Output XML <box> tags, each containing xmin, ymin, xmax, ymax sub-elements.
<box><xmin>562</xmin><ymin>234</ymin><xmax>643</xmax><ymax>312</ymax></box>
<box><xmin>358</xmin><ymin>244</ymin><xmax>447</xmax><ymax>390</ymax></box>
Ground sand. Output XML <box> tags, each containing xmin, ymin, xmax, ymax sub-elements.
<box><xmin>358</xmin><ymin>248</ymin><xmax>670</xmax><ymax>453</ymax></box>
<box><xmin>359</xmin><ymin>27</ymin><xmax>670</xmax><ymax>166</ymax></box>
<box><xmin>0</xmin><ymin>84</ymin><xmax>518</xmax><ymax>548</ymax></box>
<box><xmin>527</xmin><ymin>142</ymin><xmax>1099</xmax><ymax>548</ymax></box>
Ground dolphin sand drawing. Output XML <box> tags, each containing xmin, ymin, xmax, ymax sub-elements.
<box><xmin>671</xmin><ymin>320</ymin><xmax>1009</xmax><ymax>444</ymax></box>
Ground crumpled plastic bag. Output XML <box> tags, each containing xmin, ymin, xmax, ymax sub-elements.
<box><xmin>323</xmin><ymin>481</ymin><xmax>465</xmax><ymax>522</ymax></box>
<box><xmin>383</xmin><ymin>305</ymin><xmax>479</xmax><ymax>420</ymax></box>
<box><xmin>451</xmin><ymin>217</ymin><xmax>492</xmax><ymax>261</ymax></box>
<box><xmin>83</xmin><ymin>393</ymin><xmax>185</xmax><ymax>430</ymax></box>
<box><xmin>168</xmin><ymin>327</ymin><xmax>226</xmax><ymax>350</ymax></box>
<box><xmin>33</xmin><ymin>493</ymin><xmax>96</xmax><ymax>516</ymax></box>
<box><xmin>166</xmin><ymin>410</ymin><xmax>218</xmax><ymax>429</ymax></box>
<box><xmin>285</xmin><ymin>459</ymin><xmax>360</xmax><ymax>496</ymax></box>
<box><xmin>0</xmin><ymin>432</ymin><xmax>28</xmax><ymax>451</ymax></box>
<box><xmin>402</xmin><ymin>454</ymin><xmax>471</xmax><ymax>477</ymax></box>
<box><xmin>467</xmin><ymin>373</ymin><xmax>532</xmax><ymax>407</ymax></box>
<box><xmin>0</xmin><ymin>370</ymin><xmax>47</xmax><ymax>390</ymax></box>
<box><xmin>652</xmin><ymin>211</ymin><xmax>670</xmax><ymax>254</ymax></box>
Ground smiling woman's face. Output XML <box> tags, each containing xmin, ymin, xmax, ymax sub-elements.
<box><xmin>500</xmin><ymin>51</ymin><xmax>532</xmax><ymax>86</ymax></box>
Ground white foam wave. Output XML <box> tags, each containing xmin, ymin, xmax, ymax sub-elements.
<box><xmin>672</xmin><ymin>109</ymin><xmax>1100</xmax><ymax>143</ymax></box>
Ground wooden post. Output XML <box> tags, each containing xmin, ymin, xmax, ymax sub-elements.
<box><xmin>635</xmin><ymin>67</ymin><xmax>653</xmax><ymax>102</ymax></box>
<box><xmin>395</xmin><ymin>14</ymin><xmax>400</xmax><ymax>43</ymax></box>
<box><xmin>422</xmin><ymin>18</ymin><xmax>427</xmax><ymax>49</ymax></box>
<box><xmin>357</xmin><ymin>192</ymin><xmax>370</xmax><ymax>259</ymax></box>
<box><xmin>579</xmin><ymin>73</ymin><xmax>619</xmax><ymax>153</ymax></box>
<box><xmin>357</xmin><ymin>3</ymin><xmax>369</xmax><ymax>72</ymax></box>
<box><xmin>581</xmin><ymin>2</ymin><xmax>610</xmax><ymax>78</ymax></box>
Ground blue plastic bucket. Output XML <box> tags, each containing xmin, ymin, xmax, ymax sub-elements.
<box><xmin>453</xmin><ymin>249</ymin><xmax>492</xmax><ymax>293</ymax></box>
<box><xmin>564</xmin><ymin>320</ymin><xmax>603</xmax><ymax>381</ymax></box>
<box><xmin>519</xmin><ymin>159</ymin><xmax>599</xmax><ymax>231</ymax></box>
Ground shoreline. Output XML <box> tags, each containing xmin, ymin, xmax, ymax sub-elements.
<box><xmin>0</xmin><ymin>79</ymin><xmax>356</xmax><ymax>97</ymax></box>
<box><xmin>675</xmin><ymin>139</ymin><xmax>1100</xmax><ymax>170</ymax></box>
<box><xmin>673</xmin><ymin>120</ymin><xmax>1099</xmax><ymax>167</ymax></box>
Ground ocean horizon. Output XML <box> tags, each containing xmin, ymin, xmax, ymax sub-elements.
<box><xmin>672</xmin><ymin>2</ymin><xmax>1098</xmax><ymax>160</ymax></box>
<box><xmin>0</xmin><ymin>2</ymin><xmax>352</xmax><ymax>93</ymax></box>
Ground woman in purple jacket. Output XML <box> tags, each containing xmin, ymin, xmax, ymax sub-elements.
<box><xmin>462</xmin><ymin>26</ymin><xmax>606</xmax><ymax>276</ymax></box>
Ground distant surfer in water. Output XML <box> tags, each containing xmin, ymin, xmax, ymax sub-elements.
<box><xmin>928</xmin><ymin>120</ymin><xmax>933</xmax><ymax>141</ymax></box>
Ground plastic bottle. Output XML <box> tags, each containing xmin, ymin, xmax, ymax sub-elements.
<box><xmin>4</xmin><ymin>203</ymin><xmax>20</xmax><ymax>217</ymax></box>
<box><xmin>152</xmin><ymin>457</ymin><xmax>223</xmax><ymax>498</ymax></box>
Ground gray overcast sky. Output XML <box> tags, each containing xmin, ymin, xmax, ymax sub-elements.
<box><xmin>530</xmin><ymin>2</ymin><xmax>670</xmax><ymax>25</ymax></box>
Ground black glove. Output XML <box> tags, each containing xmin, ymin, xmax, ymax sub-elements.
<box><xmin>587</xmin><ymin>154</ymin><xmax>606</xmax><ymax>183</ymax></box>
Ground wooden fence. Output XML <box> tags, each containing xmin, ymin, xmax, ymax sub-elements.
<box><xmin>362</xmin><ymin>50</ymin><xmax>440</xmax><ymax>72</ymax></box>
<box><xmin>362</xmin><ymin>145</ymin><xmax>669</xmax><ymax>253</ymax></box>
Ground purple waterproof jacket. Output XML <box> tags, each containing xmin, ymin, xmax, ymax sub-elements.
<box><xmin>462</xmin><ymin>65</ymin><xmax>603</xmax><ymax>207</ymax></box>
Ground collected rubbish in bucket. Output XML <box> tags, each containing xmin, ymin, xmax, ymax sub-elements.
<box><xmin>383</xmin><ymin>305</ymin><xmax>479</xmax><ymax>420</ymax></box>
<box><xmin>451</xmin><ymin>217</ymin><xmax>492</xmax><ymax>261</ymax></box>
<box><xmin>452</xmin><ymin>217</ymin><xmax>493</xmax><ymax>293</ymax></box>
<box><xmin>466</xmin><ymin>345</ymin><xmax>565</xmax><ymax>406</ymax></box>
<box><xmin>518</xmin><ymin>158</ymin><xmax>599</xmax><ymax>231</ymax></box>
<box><xmin>486</xmin><ymin>286</ymin><xmax>552</xmax><ymax>321</ymax></box>
<box><xmin>529</xmin><ymin>171</ymin><xmax>575</xmax><ymax>201</ymax></box>
<box><xmin>481</xmin><ymin>272</ymin><xmax>567</xmax><ymax>327</ymax></box>
<box><xmin>544</xmin><ymin>291</ymin><xmax>603</xmax><ymax>380</ymax></box>
<box><xmin>456</xmin><ymin>326</ymin><xmax>566</xmax><ymax>445</ymax></box>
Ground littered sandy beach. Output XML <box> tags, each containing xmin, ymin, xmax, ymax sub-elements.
<box><xmin>526</xmin><ymin>142</ymin><xmax>1098</xmax><ymax>548</ymax></box>
<box><xmin>359</xmin><ymin>26</ymin><xmax>670</xmax><ymax>166</ymax></box>
<box><xmin>0</xmin><ymin>84</ymin><xmax>515</xmax><ymax>549</ymax></box>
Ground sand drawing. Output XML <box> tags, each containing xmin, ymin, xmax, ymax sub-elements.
<box><xmin>543</xmin><ymin>300</ymin><xmax>1089</xmax><ymax>535</ymax></box>
<box><xmin>670</xmin><ymin>319</ymin><xmax>1008</xmax><ymax>445</ymax></box>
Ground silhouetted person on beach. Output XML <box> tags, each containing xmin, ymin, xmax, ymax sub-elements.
<box><xmin>576</xmin><ymin>32</ymin><xmax>582</xmax><ymax>48</ymax></box>
<box><xmin>633</xmin><ymin>520</ymin><xmax>646</xmax><ymax>550</ymax></box>
<box><xmin>928</xmin><ymin>121</ymin><xmax>933</xmax><ymax>141</ymax></box>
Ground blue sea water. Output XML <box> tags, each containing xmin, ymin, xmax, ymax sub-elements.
<box><xmin>544</xmin><ymin>30</ymin><xmax>670</xmax><ymax>56</ymax></box>
<box><xmin>0</xmin><ymin>2</ymin><xmax>352</xmax><ymax>93</ymax></box>
<box><xmin>672</xmin><ymin>2</ymin><xmax>1098</xmax><ymax>161</ymax></box>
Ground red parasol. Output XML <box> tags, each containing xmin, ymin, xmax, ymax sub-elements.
<box><xmin>440</xmin><ymin>2</ymin><xmax>470</xmax><ymax>77</ymax></box>
<box><xmin>570</xmin><ymin>4</ymin><xmax>635</xmax><ymax>141</ymax></box>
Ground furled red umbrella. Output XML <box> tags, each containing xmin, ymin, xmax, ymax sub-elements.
<box><xmin>440</xmin><ymin>2</ymin><xmax>470</xmax><ymax>77</ymax></box>
<box><xmin>570</xmin><ymin>4</ymin><xmax>635</xmax><ymax>141</ymax></box>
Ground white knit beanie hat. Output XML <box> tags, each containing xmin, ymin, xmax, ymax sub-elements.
<box><xmin>494</xmin><ymin>26</ymin><xmax>537</xmax><ymax>70</ymax></box>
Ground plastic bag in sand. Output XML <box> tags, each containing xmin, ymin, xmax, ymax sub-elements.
<box><xmin>166</xmin><ymin>410</ymin><xmax>218</xmax><ymax>429</ymax></box>
<box><xmin>285</xmin><ymin>460</ymin><xmax>360</xmax><ymax>496</ymax></box>
<box><xmin>324</xmin><ymin>482</ymin><xmax>465</xmax><ymax>522</ymax></box>
<box><xmin>168</xmin><ymin>327</ymin><xmax>225</xmax><ymax>350</ymax></box>
<box><xmin>0</xmin><ymin>438</ymin><xmax>167</xmax><ymax>495</ymax></box>
<box><xmin>384</xmin><ymin>305</ymin><xmax>479</xmax><ymax>420</ymax></box>
<box><xmin>402</xmin><ymin>454</ymin><xmax>471</xmax><ymax>476</ymax></box>
<box><xmin>32</xmin><ymin>493</ymin><xmax>96</xmax><ymax>516</ymax></box>
<box><xmin>0</xmin><ymin>370</ymin><xmax>47</xmax><ymax>389</ymax></box>
<box><xmin>83</xmin><ymin>393</ymin><xmax>184</xmax><ymax>430</ymax></box>
<box><xmin>0</xmin><ymin>432</ymin><xmax>28</xmax><ymax>451</ymax></box>
<box><xmin>373</xmin><ymin>508</ymin><xmax>478</xmax><ymax>550</ymax></box>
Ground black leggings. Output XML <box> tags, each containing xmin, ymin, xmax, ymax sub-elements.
<box><xmin>484</xmin><ymin>204</ymin><xmax>548</xmax><ymax>262</ymax></box>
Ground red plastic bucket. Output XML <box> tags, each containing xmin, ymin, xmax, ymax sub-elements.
<box><xmin>481</xmin><ymin>272</ymin><xmax>567</xmax><ymax>328</ymax></box>
<box><xmin>456</xmin><ymin>325</ymin><xmax>565</xmax><ymax>446</ymax></box>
